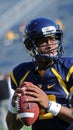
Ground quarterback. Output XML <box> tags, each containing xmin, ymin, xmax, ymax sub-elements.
<box><xmin>6</xmin><ymin>17</ymin><xmax>73</xmax><ymax>130</ymax></box>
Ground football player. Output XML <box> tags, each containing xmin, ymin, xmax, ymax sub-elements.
<box><xmin>6</xmin><ymin>17</ymin><xmax>73</xmax><ymax>130</ymax></box>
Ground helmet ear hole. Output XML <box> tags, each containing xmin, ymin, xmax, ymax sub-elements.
<box><xmin>58</xmin><ymin>43</ymin><xmax>64</xmax><ymax>57</ymax></box>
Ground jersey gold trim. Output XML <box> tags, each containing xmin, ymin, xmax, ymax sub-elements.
<box><xmin>51</xmin><ymin>67</ymin><xmax>69</xmax><ymax>95</ymax></box>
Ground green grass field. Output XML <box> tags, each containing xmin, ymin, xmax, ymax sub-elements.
<box><xmin>0</xmin><ymin>125</ymin><xmax>31</xmax><ymax>130</ymax></box>
<box><xmin>22</xmin><ymin>125</ymin><xmax>31</xmax><ymax>130</ymax></box>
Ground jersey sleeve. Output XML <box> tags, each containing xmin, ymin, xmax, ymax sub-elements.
<box><xmin>10</xmin><ymin>61</ymin><xmax>35</xmax><ymax>90</ymax></box>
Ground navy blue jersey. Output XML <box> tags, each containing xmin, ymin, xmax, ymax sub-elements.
<box><xmin>10</xmin><ymin>57</ymin><xmax>73</xmax><ymax>130</ymax></box>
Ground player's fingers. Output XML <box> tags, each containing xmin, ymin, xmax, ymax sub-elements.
<box><xmin>25</xmin><ymin>85</ymin><xmax>41</xmax><ymax>94</ymax></box>
<box><xmin>25</xmin><ymin>96</ymin><xmax>39</xmax><ymax>103</ymax></box>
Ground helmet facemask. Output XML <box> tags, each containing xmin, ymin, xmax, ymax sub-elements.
<box><xmin>24</xmin><ymin>35</ymin><xmax>63</xmax><ymax>62</ymax></box>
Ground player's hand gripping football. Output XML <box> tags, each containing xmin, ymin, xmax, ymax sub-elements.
<box><xmin>12</xmin><ymin>82</ymin><xmax>49</xmax><ymax>110</ymax></box>
<box><xmin>11</xmin><ymin>82</ymin><xmax>49</xmax><ymax>126</ymax></box>
<box><xmin>22</xmin><ymin>82</ymin><xmax>49</xmax><ymax>109</ymax></box>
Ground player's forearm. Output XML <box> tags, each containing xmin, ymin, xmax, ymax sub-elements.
<box><xmin>6</xmin><ymin>111</ymin><xmax>23</xmax><ymax>130</ymax></box>
<box><xmin>58</xmin><ymin>105</ymin><xmax>73</xmax><ymax>123</ymax></box>
<box><xmin>46</xmin><ymin>100</ymin><xmax>73</xmax><ymax>123</ymax></box>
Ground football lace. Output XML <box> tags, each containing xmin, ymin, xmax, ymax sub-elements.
<box><xmin>16</xmin><ymin>97</ymin><xmax>21</xmax><ymax>111</ymax></box>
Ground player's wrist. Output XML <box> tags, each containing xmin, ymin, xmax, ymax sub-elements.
<box><xmin>46</xmin><ymin>100</ymin><xmax>61</xmax><ymax>116</ymax></box>
<box><xmin>8</xmin><ymin>97</ymin><xmax>17</xmax><ymax>114</ymax></box>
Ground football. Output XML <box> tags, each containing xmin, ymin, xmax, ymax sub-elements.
<box><xmin>16</xmin><ymin>82</ymin><xmax>40</xmax><ymax>126</ymax></box>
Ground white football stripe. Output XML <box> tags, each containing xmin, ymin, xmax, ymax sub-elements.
<box><xmin>18</xmin><ymin>112</ymin><xmax>34</xmax><ymax>118</ymax></box>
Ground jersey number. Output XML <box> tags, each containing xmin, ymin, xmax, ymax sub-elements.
<box><xmin>39</xmin><ymin>94</ymin><xmax>56</xmax><ymax>119</ymax></box>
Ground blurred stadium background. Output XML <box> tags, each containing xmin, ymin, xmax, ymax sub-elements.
<box><xmin>0</xmin><ymin>0</ymin><xmax>73</xmax><ymax>75</ymax></box>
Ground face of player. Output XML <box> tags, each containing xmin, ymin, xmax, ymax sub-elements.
<box><xmin>36</xmin><ymin>36</ymin><xmax>59</xmax><ymax>57</ymax></box>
